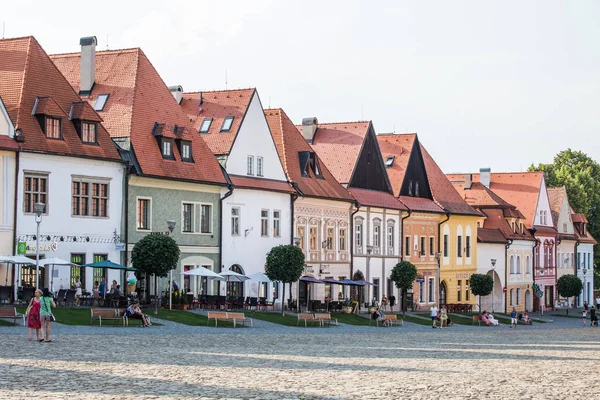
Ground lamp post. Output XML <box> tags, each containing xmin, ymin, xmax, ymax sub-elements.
<box><xmin>435</xmin><ymin>252</ymin><xmax>441</xmax><ymax>307</ymax></box>
<box><xmin>539</xmin><ymin>266</ymin><xmax>544</xmax><ymax>317</ymax></box>
<box><xmin>167</xmin><ymin>219</ymin><xmax>176</xmax><ymax>311</ymax></box>
<box><xmin>294</xmin><ymin>236</ymin><xmax>301</xmax><ymax>312</ymax></box>
<box><xmin>33</xmin><ymin>202</ymin><xmax>45</xmax><ymax>289</ymax></box>
<box><xmin>582</xmin><ymin>267</ymin><xmax>587</xmax><ymax>307</ymax></box>
<box><xmin>491</xmin><ymin>259</ymin><xmax>497</xmax><ymax>312</ymax></box>
<box><xmin>366</xmin><ymin>245</ymin><xmax>373</xmax><ymax>307</ymax></box>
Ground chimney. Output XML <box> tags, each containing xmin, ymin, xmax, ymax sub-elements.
<box><xmin>169</xmin><ymin>85</ymin><xmax>184</xmax><ymax>105</ymax></box>
<box><xmin>480</xmin><ymin>167</ymin><xmax>491</xmax><ymax>188</ymax></box>
<box><xmin>301</xmin><ymin>117</ymin><xmax>318</xmax><ymax>143</ymax></box>
<box><xmin>464</xmin><ymin>173</ymin><xmax>472</xmax><ymax>190</ymax></box>
<box><xmin>79</xmin><ymin>36</ymin><xmax>97</xmax><ymax>96</ymax></box>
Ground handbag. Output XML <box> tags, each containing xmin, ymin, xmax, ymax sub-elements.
<box><xmin>49</xmin><ymin>314</ymin><xmax>56</xmax><ymax>322</ymax></box>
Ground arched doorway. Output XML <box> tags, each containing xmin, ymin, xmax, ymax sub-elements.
<box><xmin>483</xmin><ymin>270</ymin><xmax>503</xmax><ymax>312</ymax></box>
<box><xmin>440</xmin><ymin>281</ymin><xmax>447</xmax><ymax>306</ymax></box>
<box><xmin>525</xmin><ymin>289</ymin><xmax>532</xmax><ymax>311</ymax></box>
<box><xmin>227</xmin><ymin>264</ymin><xmax>244</xmax><ymax>298</ymax></box>
<box><xmin>352</xmin><ymin>270</ymin><xmax>365</xmax><ymax>303</ymax></box>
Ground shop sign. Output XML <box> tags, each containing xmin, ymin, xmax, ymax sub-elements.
<box><xmin>26</xmin><ymin>242</ymin><xmax>58</xmax><ymax>252</ymax></box>
<box><xmin>455</xmin><ymin>273</ymin><xmax>471</xmax><ymax>279</ymax></box>
<box><xmin>17</xmin><ymin>242</ymin><xmax>27</xmax><ymax>255</ymax></box>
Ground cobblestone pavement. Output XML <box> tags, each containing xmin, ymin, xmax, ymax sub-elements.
<box><xmin>0</xmin><ymin>326</ymin><xmax>598</xmax><ymax>399</ymax></box>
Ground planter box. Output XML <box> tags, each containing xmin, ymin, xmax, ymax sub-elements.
<box><xmin>342</xmin><ymin>306</ymin><xmax>353</xmax><ymax>314</ymax></box>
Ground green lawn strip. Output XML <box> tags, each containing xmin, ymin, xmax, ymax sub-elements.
<box><xmin>333</xmin><ymin>313</ymin><xmax>371</xmax><ymax>326</ymax></box>
<box><xmin>148</xmin><ymin>310</ymin><xmax>238</xmax><ymax>327</ymax></box>
<box><xmin>416</xmin><ymin>312</ymin><xmax>474</xmax><ymax>326</ymax></box>
<box><xmin>399</xmin><ymin>314</ymin><xmax>434</xmax><ymax>326</ymax></box>
<box><xmin>0</xmin><ymin>319</ymin><xmax>14</xmax><ymax>326</ymax></box>
<box><xmin>248</xmin><ymin>312</ymin><xmax>324</xmax><ymax>327</ymax></box>
<box><xmin>14</xmin><ymin>306</ymin><xmax>165</xmax><ymax>326</ymax></box>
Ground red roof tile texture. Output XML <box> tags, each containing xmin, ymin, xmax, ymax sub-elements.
<box><xmin>479</xmin><ymin>208</ymin><xmax>534</xmax><ymax>241</ymax></box>
<box><xmin>0</xmin><ymin>36</ymin><xmax>120</xmax><ymax>161</ymax></box>
<box><xmin>349</xmin><ymin>188</ymin><xmax>407</xmax><ymax>210</ymax></box>
<box><xmin>446</xmin><ymin>172</ymin><xmax>544</xmax><ymax>227</ymax></box>
<box><xmin>397</xmin><ymin>195</ymin><xmax>443</xmax><ymax>213</ymax></box>
<box><xmin>376</xmin><ymin>133</ymin><xmax>416</xmax><ymax>197</ymax></box>
<box><xmin>51</xmin><ymin>47</ymin><xmax>226</xmax><ymax>185</ymax></box>
<box><xmin>306</xmin><ymin>121</ymin><xmax>371</xmax><ymax>185</ymax></box>
<box><xmin>180</xmin><ymin>89</ymin><xmax>254</xmax><ymax>155</ymax></box>
<box><xmin>477</xmin><ymin>228</ymin><xmax>508</xmax><ymax>244</ymax></box>
<box><xmin>265</xmin><ymin>108</ymin><xmax>354</xmax><ymax>202</ymax></box>
<box><xmin>228</xmin><ymin>175</ymin><xmax>295</xmax><ymax>194</ymax></box>
<box><xmin>546</xmin><ymin>187</ymin><xmax>566</xmax><ymax>228</ymax></box>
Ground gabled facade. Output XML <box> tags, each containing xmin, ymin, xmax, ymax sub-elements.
<box><xmin>1</xmin><ymin>36</ymin><xmax>125</xmax><ymax>294</ymax></box>
<box><xmin>378</xmin><ymin>134</ymin><xmax>444</xmax><ymax>310</ymax></box>
<box><xmin>265</xmin><ymin>109</ymin><xmax>355</xmax><ymax>306</ymax></box>
<box><xmin>448</xmin><ymin>170</ymin><xmax>557</xmax><ymax>311</ymax></box>
<box><xmin>572</xmin><ymin>212</ymin><xmax>596</xmax><ymax>307</ymax></box>
<box><xmin>52</xmin><ymin>38</ymin><xmax>228</xmax><ymax>299</ymax></box>
<box><xmin>303</xmin><ymin>119</ymin><xmax>407</xmax><ymax>306</ymax></box>
<box><xmin>180</xmin><ymin>89</ymin><xmax>292</xmax><ymax>301</ymax></box>
<box><xmin>450</xmin><ymin>178</ymin><xmax>535</xmax><ymax>312</ymax></box>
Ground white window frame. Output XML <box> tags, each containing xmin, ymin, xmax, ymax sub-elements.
<box><xmin>71</xmin><ymin>176</ymin><xmax>111</xmax><ymax>218</ymax></box>
<box><xmin>181</xmin><ymin>142</ymin><xmax>191</xmax><ymax>160</ymax></box>
<box><xmin>163</xmin><ymin>140</ymin><xmax>172</xmax><ymax>157</ymax></box>
<box><xmin>261</xmin><ymin>209</ymin><xmax>269</xmax><ymax>237</ymax></box>
<box><xmin>247</xmin><ymin>156</ymin><xmax>254</xmax><ymax>176</ymax></box>
<box><xmin>136</xmin><ymin>196</ymin><xmax>152</xmax><ymax>231</ymax></box>
<box><xmin>231</xmin><ymin>207</ymin><xmax>240</xmax><ymax>236</ymax></box>
<box><xmin>339</xmin><ymin>228</ymin><xmax>346</xmax><ymax>251</ymax></box>
<box><xmin>256</xmin><ymin>156</ymin><xmax>264</xmax><ymax>177</ymax></box>
<box><xmin>273</xmin><ymin>210</ymin><xmax>281</xmax><ymax>237</ymax></box>
<box><xmin>180</xmin><ymin>201</ymin><xmax>213</xmax><ymax>235</ymax></box>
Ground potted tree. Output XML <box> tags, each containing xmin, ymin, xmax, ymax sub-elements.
<box><xmin>391</xmin><ymin>261</ymin><xmax>418</xmax><ymax>316</ymax></box>
<box><xmin>265</xmin><ymin>245</ymin><xmax>305</xmax><ymax>316</ymax></box>
<box><xmin>557</xmin><ymin>274</ymin><xmax>583</xmax><ymax>316</ymax></box>
<box><xmin>342</xmin><ymin>298</ymin><xmax>353</xmax><ymax>314</ymax></box>
<box><xmin>470</xmin><ymin>273</ymin><xmax>493</xmax><ymax>312</ymax></box>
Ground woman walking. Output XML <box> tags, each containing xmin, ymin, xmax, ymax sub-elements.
<box><xmin>26</xmin><ymin>289</ymin><xmax>42</xmax><ymax>341</ymax></box>
<box><xmin>40</xmin><ymin>288</ymin><xmax>56</xmax><ymax>342</ymax></box>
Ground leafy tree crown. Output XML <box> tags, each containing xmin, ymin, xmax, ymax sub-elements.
<box><xmin>390</xmin><ymin>261</ymin><xmax>418</xmax><ymax>290</ymax></box>
<box><xmin>265</xmin><ymin>245</ymin><xmax>305</xmax><ymax>283</ymax></box>
<box><xmin>556</xmin><ymin>274</ymin><xmax>583</xmax><ymax>298</ymax></box>
<box><xmin>131</xmin><ymin>234</ymin><xmax>180</xmax><ymax>278</ymax></box>
<box><xmin>470</xmin><ymin>274</ymin><xmax>493</xmax><ymax>297</ymax></box>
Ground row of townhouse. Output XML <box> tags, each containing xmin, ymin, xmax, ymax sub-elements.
<box><xmin>0</xmin><ymin>35</ymin><xmax>594</xmax><ymax>312</ymax></box>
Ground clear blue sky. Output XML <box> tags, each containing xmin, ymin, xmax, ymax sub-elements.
<box><xmin>4</xmin><ymin>0</ymin><xmax>599</xmax><ymax>172</ymax></box>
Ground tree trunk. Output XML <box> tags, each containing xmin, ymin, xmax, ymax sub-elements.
<box><xmin>402</xmin><ymin>287</ymin><xmax>406</xmax><ymax>317</ymax></box>
<box><xmin>281</xmin><ymin>284</ymin><xmax>286</xmax><ymax>317</ymax></box>
<box><xmin>154</xmin><ymin>274</ymin><xmax>158</xmax><ymax>315</ymax></box>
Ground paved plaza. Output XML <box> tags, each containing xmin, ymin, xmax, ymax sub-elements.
<box><xmin>0</xmin><ymin>317</ymin><xmax>598</xmax><ymax>400</ymax></box>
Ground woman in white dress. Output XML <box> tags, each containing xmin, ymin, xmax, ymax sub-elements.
<box><xmin>487</xmin><ymin>312</ymin><xmax>499</xmax><ymax>326</ymax></box>
<box><xmin>74</xmin><ymin>276</ymin><xmax>82</xmax><ymax>306</ymax></box>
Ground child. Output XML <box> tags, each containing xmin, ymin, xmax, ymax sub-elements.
<box><xmin>582</xmin><ymin>308</ymin><xmax>588</xmax><ymax>326</ymax></box>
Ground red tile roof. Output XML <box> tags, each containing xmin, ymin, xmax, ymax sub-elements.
<box><xmin>264</xmin><ymin>108</ymin><xmax>354</xmax><ymax>202</ymax></box>
<box><xmin>376</xmin><ymin>133</ymin><xmax>416</xmax><ymax>197</ymax></box>
<box><xmin>477</xmin><ymin>228</ymin><xmax>508</xmax><ymax>244</ymax></box>
<box><xmin>180</xmin><ymin>89</ymin><xmax>254</xmax><ymax>155</ymax></box>
<box><xmin>0</xmin><ymin>135</ymin><xmax>19</xmax><ymax>151</ymax></box>
<box><xmin>228</xmin><ymin>175</ymin><xmax>295</xmax><ymax>194</ymax></box>
<box><xmin>304</xmin><ymin>121</ymin><xmax>371</xmax><ymax>185</ymax></box>
<box><xmin>0</xmin><ymin>36</ymin><xmax>120</xmax><ymax>161</ymax></box>
<box><xmin>546</xmin><ymin>187</ymin><xmax>566</xmax><ymax>228</ymax></box>
<box><xmin>51</xmin><ymin>47</ymin><xmax>226</xmax><ymax>185</ymax></box>
<box><xmin>446</xmin><ymin>172</ymin><xmax>544</xmax><ymax>227</ymax></box>
<box><xmin>572</xmin><ymin>213</ymin><xmax>588</xmax><ymax>223</ymax></box>
<box><xmin>419</xmin><ymin>145</ymin><xmax>480</xmax><ymax>216</ymax></box>
<box><xmin>479</xmin><ymin>208</ymin><xmax>534</xmax><ymax>241</ymax></box>
<box><xmin>397</xmin><ymin>195</ymin><xmax>444</xmax><ymax>213</ymax></box>
<box><xmin>349</xmin><ymin>188</ymin><xmax>407</xmax><ymax>210</ymax></box>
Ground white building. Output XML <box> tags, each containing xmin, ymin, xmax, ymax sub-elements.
<box><xmin>0</xmin><ymin>36</ymin><xmax>125</xmax><ymax>295</ymax></box>
<box><xmin>181</xmin><ymin>89</ymin><xmax>293</xmax><ymax>301</ymax></box>
<box><xmin>573</xmin><ymin>212</ymin><xmax>595</xmax><ymax>307</ymax></box>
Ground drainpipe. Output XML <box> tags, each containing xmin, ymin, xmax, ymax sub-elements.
<box><xmin>289</xmin><ymin>183</ymin><xmax>299</xmax><ymax>244</ymax></box>
<box><xmin>530</xmin><ymin>227</ymin><xmax>539</xmax><ymax>310</ymax></box>
<box><xmin>504</xmin><ymin>239</ymin><xmax>513</xmax><ymax>314</ymax></box>
<box><xmin>437</xmin><ymin>209</ymin><xmax>450</xmax><ymax>306</ymax></box>
<box><xmin>400</xmin><ymin>208</ymin><xmax>412</xmax><ymax>262</ymax></box>
<box><xmin>349</xmin><ymin>201</ymin><xmax>360</xmax><ymax>279</ymax></box>
<box><xmin>575</xmin><ymin>239</ymin><xmax>580</xmax><ymax>306</ymax></box>
<box><xmin>11</xmin><ymin>151</ymin><xmax>20</xmax><ymax>300</ymax></box>
<box><xmin>123</xmin><ymin>169</ymin><xmax>129</xmax><ymax>267</ymax></box>
<box><xmin>218</xmin><ymin>183</ymin><xmax>234</xmax><ymax>285</ymax></box>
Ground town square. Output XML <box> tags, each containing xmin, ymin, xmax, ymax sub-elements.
<box><xmin>1</xmin><ymin>1</ymin><xmax>599</xmax><ymax>399</ymax></box>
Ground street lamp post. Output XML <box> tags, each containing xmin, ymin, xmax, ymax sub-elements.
<box><xmin>294</xmin><ymin>236</ymin><xmax>301</xmax><ymax>312</ymax></box>
<box><xmin>491</xmin><ymin>259</ymin><xmax>497</xmax><ymax>312</ymax></box>
<box><xmin>435</xmin><ymin>252</ymin><xmax>441</xmax><ymax>307</ymax></box>
<box><xmin>33</xmin><ymin>202</ymin><xmax>45</xmax><ymax>289</ymax></box>
<box><xmin>539</xmin><ymin>266</ymin><xmax>545</xmax><ymax>317</ymax></box>
<box><xmin>582</xmin><ymin>268</ymin><xmax>587</xmax><ymax>307</ymax></box>
<box><xmin>366</xmin><ymin>245</ymin><xmax>373</xmax><ymax>308</ymax></box>
<box><xmin>167</xmin><ymin>219</ymin><xmax>176</xmax><ymax>311</ymax></box>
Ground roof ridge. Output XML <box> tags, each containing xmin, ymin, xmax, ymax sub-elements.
<box><xmin>277</xmin><ymin>109</ymin><xmax>290</xmax><ymax>180</ymax></box>
<box><xmin>15</xmin><ymin>36</ymin><xmax>33</xmax><ymax>130</ymax></box>
<box><xmin>50</xmin><ymin>47</ymin><xmax>141</xmax><ymax>58</ymax></box>
<box><xmin>0</xmin><ymin>36</ymin><xmax>34</xmax><ymax>43</ymax></box>
<box><xmin>377</xmin><ymin>132</ymin><xmax>418</xmax><ymax>136</ymax></box>
<box><xmin>317</xmin><ymin>120</ymin><xmax>370</xmax><ymax>126</ymax></box>
<box><xmin>183</xmin><ymin>88</ymin><xmax>256</xmax><ymax>95</ymax></box>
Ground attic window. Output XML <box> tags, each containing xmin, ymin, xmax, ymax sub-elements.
<box><xmin>94</xmin><ymin>94</ymin><xmax>109</xmax><ymax>111</ymax></box>
<box><xmin>81</xmin><ymin>121</ymin><xmax>97</xmax><ymax>144</ymax></box>
<box><xmin>45</xmin><ymin>117</ymin><xmax>62</xmax><ymax>139</ymax></box>
<box><xmin>162</xmin><ymin>139</ymin><xmax>175</xmax><ymax>160</ymax></box>
<box><xmin>221</xmin><ymin>116</ymin><xmax>234</xmax><ymax>132</ymax></box>
<box><xmin>299</xmin><ymin>151</ymin><xmax>310</xmax><ymax>177</ymax></box>
<box><xmin>199</xmin><ymin>118</ymin><xmax>212</xmax><ymax>133</ymax></box>
<box><xmin>385</xmin><ymin>156</ymin><xmax>395</xmax><ymax>168</ymax></box>
<box><xmin>310</xmin><ymin>153</ymin><xmax>322</xmax><ymax>178</ymax></box>
<box><xmin>179</xmin><ymin>140</ymin><xmax>193</xmax><ymax>162</ymax></box>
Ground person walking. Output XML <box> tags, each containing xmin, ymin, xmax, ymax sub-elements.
<box><xmin>430</xmin><ymin>304</ymin><xmax>438</xmax><ymax>328</ymax></box>
<box><xmin>510</xmin><ymin>307</ymin><xmax>518</xmax><ymax>328</ymax></box>
<box><xmin>389</xmin><ymin>294</ymin><xmax>396</xmax><ymax>311</ymax></box>
<box><xmin>26</xmin><ymin>289</ymin><xmax>42</xmax><ymax>341</ymax></box>
<box><xmin>582</xmin><ymin>307</ymin><xmax>588</xmax><ymax>326</ymax></box>
<box><xmin>440</xmin><ymin>305</ymin><xmax>448</xmax><ymax>329</ymax></box>
<box><xmin>40</xmin><ymin>288</ymin><xmax>56</xmax><ymax>342</ymax></box>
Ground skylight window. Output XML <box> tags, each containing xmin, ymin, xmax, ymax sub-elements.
<box><xmin>93</xmin><ymin>94</ymin><xmax>109</xmax><ymax>111</ymax></box>
<box><xmin>385</xmin><ymin>156</ymin><xmax>395</xmax><ymax>168</ymax></box>
<box><xmin>221</xmin><ymin>116</ymin><xmax>234</xmax><ymax>132</ymax></box>
<box><xmin>199</xmin><ymin>118</ymin><xmax>212</xmax><ymax>133</ymax></box>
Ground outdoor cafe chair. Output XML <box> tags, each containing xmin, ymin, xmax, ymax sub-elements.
<box><xmin>65</xmin><ymin>289</ymin><xmax>76</xmax><ymax>306</ymax></box>
<box><xmin>21</xmin><ymin>287</ymin><xmax>35</xmax><ymax>305</ymax></box>
<box><xmin>0</xmin><ymin>286</ymin><xmax>11</xmax><ymax>304</ymax></box>
<box><xmin>248</xmin><ymin>297</ymin><xmax>258</xmax><ymax>311</ymax></box>
<box><xmin>56</xmin><ymin>289</ymin><xmax>66</xmax><ymax>306</ymax></box>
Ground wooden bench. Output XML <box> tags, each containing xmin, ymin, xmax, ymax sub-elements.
<box><xmin>90</xmin><ymin>309</ymin><xmax>121</xmax><ymax>326</ymax></box>
<box><xmin>117</xmin><ymin>308</ymin><xmax>145</xmax><ymax>327</ymax></box>
<box><xmin>297</xmin><ymin>313</ymin><xmax>319</xmax><ymax>327</ymax></box>
<box><xmin>207</xmin><ymin>311</ymin><xmax>229</xmax><ymax>326</ymax></box>
<box><xmin>314</xmin><ymin>313</ymin><xmax>338</xmax><ymax>327</ymax></box>
<box><xmin>383</xmin><ymin>314</ymin><xmax>403</xmax><ymax>327</ymax></box>
<box><xmin>0</xmin><ymin>307</ymin><xmax>25</xmax><ymax>326</ymax></box>
<box><xmin>472</xmin><ymin>315</ymin><xmax>481</xmax><ymax>326</ymax></box>
<box><xmin>226</xmin><ymin>312</ymin><xmax>252</xmax><ymax>328</ymax></box>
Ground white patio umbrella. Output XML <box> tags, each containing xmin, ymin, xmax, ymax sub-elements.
<box><xmin>0</xmin><ymin>255</ymin><xmax>36</xmax><ymax>299</ymax></box>
<box><xmin>42</xmin><ymin>257</ymin><xmax>79</xmax><ymax>292</ymax></box>
<box><xmin>182</xmin><ymin>267</ymin><xmax>225</xmax><ymax>279</ymax></box>
<box><xmin>248</xmin><ymin>273</ymin><xmax>271</xmax><ymax>299</ymax></box>
<box><xmin>220</xmin><ymin>269</ymin><xmax>250</xmax><ymax>282</ymax></box>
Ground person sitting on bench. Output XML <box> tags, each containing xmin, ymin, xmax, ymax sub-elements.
<box><xmin>372</xmin><ymin>308</ymin><xmax>388</xmax><ymax>327</ymax></box>
<box><xmin>126</xmin><ymin>301</ymin><xmax>151</xmax><ymax>327</ymax></box>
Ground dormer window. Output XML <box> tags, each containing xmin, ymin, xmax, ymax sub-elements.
<box><xmin>408</xmin><ymin>181</ymin><xmax>414</xmax><ymax>196</ymax></box>
<box><xmin>199</xmin><ymin>118</ymin><xmax>212</xmax><ymax>133</ymax></box>
<box><xmin>385</xmin><ymin>156</ymin><xmax>395</xmax><ymax>168</ymax></box>
<box><xmin>94</xmin><ymin>94</ymin><xmax>109</xmax><ymax>111</ymax></box>
<box><xmin>179</xmin><ymin>140</ymin><xmax>193</xmax><ymax>162</ymax></box>
<box><xmin>45</xmin><ymin>117</ymin><xmax>61</xmax><ymax>139</ymax></box>
<box><xmin>221</xmin><ymin>116</ymin><xmax>234</xmax><ymax>132</ymax></box>
<box><xmin>299</xmin><ymin>151</ymin><xmax>310</xmax><ymax>177</ymax></box>
<box><xmin>309</xmin><ymin>152</ymin><xmax>322</xmax><ymax>179</ymax></box>
<box><xmin>162</xmin><ymin>139</ymin><xmax>174</xmax><ymax>160</ymax></box>
<box><xmin>81</xmin><ymin>122</ymin><xmax>97</xmax><ymax>144</ymax></box>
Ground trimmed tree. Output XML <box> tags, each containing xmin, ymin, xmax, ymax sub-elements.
<box><xmin>557</xmin><ymin>274</ymin><xmax>583</xmax><ymax>315</ymax></box>
<box><xmin>132</xmin><ymin>234</ymin><xmax>180</xmax><ymax>314</ymax></box>
<box><xmin>265</xmin><ymin>245</ymin><xmax>305</xmax><ymax>316</ymax></box>
<box><xmin>470</xmin><ymin>273</ymin><xmax>493</xmax><ymax>312</ymax></box>
<box><xmin>390</xmin><ymin>261</ymin><xmax>418</xmax><ymax>316</ymax></box>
